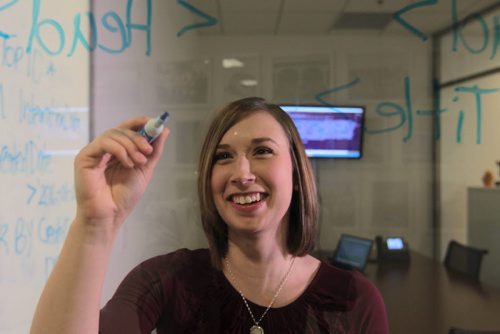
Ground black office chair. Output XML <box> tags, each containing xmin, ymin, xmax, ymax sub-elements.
<box><xmin>449</xmin><ymin>327</ymin><xmax>500</xmax><ymax>334</ymax></box>
<box><xmin>444</xmin><ymin>240</ymin><xmax>489</xmax><ymax>280</ymax></box>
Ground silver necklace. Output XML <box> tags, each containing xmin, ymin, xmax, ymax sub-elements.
<box><xmin>224</xmin><ymin>256</ymin><xmax>296</xmax><ymax>334</ymax></box>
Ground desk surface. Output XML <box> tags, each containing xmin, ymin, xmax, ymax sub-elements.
<box><xmin>364</xmin><ymin>251</ymin><xmax>500</xmax><ymax>334</ymax></box>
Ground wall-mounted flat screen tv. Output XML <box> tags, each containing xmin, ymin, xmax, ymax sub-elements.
<box><xmin>280</xmin><ymin>105</ymin><xmax>365</xmax><ymax>159</ymax></box>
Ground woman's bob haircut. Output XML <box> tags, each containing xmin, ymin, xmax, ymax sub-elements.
<box><xmin>197</xmin><ymin>97</ymin><xmax>318</xmax><ymax>269</ymax></box>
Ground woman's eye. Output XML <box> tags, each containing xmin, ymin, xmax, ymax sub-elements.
<box><xmin>255</xmin><ymin>147</ymin><xmax>273</xmax><ymax>155</ymax></box>
<box><xmin>214</xmin><ymin>151</ymin><xmax>232</xmax><ymax>162</ymax></box>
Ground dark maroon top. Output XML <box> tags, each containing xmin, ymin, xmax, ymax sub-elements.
<box><xmin>100</xmin><ymin>248</ymin><xmax>388</xmax><ymax>333</ymax></box>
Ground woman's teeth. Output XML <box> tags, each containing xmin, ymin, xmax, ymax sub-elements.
<box><xmin>232</xmin><ymin>193</ymin><xmax>261</xmax><ymax>204</ymax></box>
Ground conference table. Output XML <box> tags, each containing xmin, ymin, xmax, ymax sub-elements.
<box><xmin>364</xmin><ymin>251</ymin><xmax>500</xmax><ymax>334</ymax></box>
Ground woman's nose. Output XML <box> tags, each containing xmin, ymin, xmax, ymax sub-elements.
<box><xmin>230</xmin><ymin>155</ymin><xmax>255</xmax><ymax>185</ymax></box>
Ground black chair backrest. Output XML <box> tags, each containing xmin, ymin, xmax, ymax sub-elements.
<box><xmin>444</xmin><ymin>240</ymin><xmax>489</xmax><ymax>280</ymax></box>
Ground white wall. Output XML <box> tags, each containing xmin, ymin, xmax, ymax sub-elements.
<box><xmin>0</xmin><ymin>2</ymin><xmax>89</xmax><ymax>332</ymax></box>
<box><xmin>438</xmin><ymin>8</ymin><xmax>500</xmax><ymax>256</ymax></box>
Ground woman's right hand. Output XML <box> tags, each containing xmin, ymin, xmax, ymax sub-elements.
<box><xmin>73</xmin><ymin>116</ymin><xmax>169</xmax><ymax>238</ymax></box>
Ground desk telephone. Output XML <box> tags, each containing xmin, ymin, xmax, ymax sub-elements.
<box><xmin>375</xmin><ymin>236</ymin><xmax>410</xmax><ymax>262</ymax></box>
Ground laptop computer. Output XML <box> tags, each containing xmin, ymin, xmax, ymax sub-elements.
<box><xmin>331</xmin><ymin>234</ymin><xmax>373</xmax><ymax>273</ymax></box>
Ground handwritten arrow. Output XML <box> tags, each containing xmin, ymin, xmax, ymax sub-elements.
<box><xmin>393</xmin><ymin>0</ymin><xmax>438</xmax><ymax>42</ymax></box>
<box><xmin>176</xmin><ymin>0</ymin><xmax>218</xmax><ymax>37</ymax></box>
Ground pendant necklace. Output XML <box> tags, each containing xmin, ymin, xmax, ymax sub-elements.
<box><xmin>224</xmin><ymin>256</ymin><xmax>296</xmax><ymax>334</ymax></box>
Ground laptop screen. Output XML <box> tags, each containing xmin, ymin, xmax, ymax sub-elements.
<box><xmin>332</xmin><ymin>234</ymin><xmax>373</xmax><ymax>272</ymax></box>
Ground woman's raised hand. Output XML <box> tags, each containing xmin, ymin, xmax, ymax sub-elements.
<box><xmin>30</xmin><ymin>116</ymin><xmax>169</xmax><ymax>334</ymax></box>
<box><xmin>73</xmin><ymin>116</ymin><xmax>169</xmax><ymax>236</ymax></box>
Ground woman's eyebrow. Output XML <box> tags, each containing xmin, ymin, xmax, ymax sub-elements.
<box><xmin>216</xmin><ymin>137</ymin><xmax>278</xmax><ymax>149</ymax></box>
<box><xmin>251</xmin><ymin>137</ymin><xmax>278</xmax><ymax>145</ymax></box>
<box><xmin>216</xmin><ymin>143</ymin><xmax>231</xmax><ymax>150</ymax></box>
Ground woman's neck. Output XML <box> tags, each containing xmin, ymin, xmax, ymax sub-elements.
<box><xmin>226</xmin><ymin>214</ymin><xmax>290</xmax><ymax>262</ymax></box>
<box><xmin>224</xmin><ymin>239</ymin><xmax>294</xmax><ymax>299</ymax></box>
<box><xmin>223</xmin><ymin>241</ymin><xmax>321</xmax><ymax>309</ymax></box>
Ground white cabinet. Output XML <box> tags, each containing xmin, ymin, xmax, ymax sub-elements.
<box><xmin>467</xmin><ymin>187</ymin><xmax>500</xmax><ymax>288</ymax></box>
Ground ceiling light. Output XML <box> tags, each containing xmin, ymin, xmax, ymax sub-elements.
<box><xmin>240</xmin><ymin>79</ymin><xmax>258</xmax><ymax>87</ymax></box>
<box><xmin>222</xmin><ymin>58</ymin><xmax>245</xmax><ymax>68</ymax></box>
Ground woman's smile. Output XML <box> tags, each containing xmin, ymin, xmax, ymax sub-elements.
<box><xmin>228</xmin><ymin>192</ymin><xmax>270</xmax><ymax>213</ymax></box>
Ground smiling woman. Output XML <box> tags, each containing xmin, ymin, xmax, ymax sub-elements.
<box><xmin>197</xmin><ymin>98</ymin><xmax>318</xmax><ymax>266</ymax></box>
<box><xmin>31</xmin><ymin>97</ymin><xmax>389</xmax><ymax>334</ymax></box>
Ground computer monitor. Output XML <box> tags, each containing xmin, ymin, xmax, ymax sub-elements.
<box><xmin>331</xmin><ymin>234</ymin><xmax>373</xmax><ymax>272</ymax></box>
<box><xmin>280</xmin><ymin>104</ymin><xmax>365</xmax><ymax>159</ymax></box>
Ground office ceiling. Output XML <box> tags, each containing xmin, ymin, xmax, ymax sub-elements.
<box><xmin>186</xmin><ymin>0</ymin><xmax>500</xmax><ymax>37</ymax></box>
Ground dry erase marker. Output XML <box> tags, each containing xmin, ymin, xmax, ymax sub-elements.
<box><xmin>138</xmin><ymin>111</ymin><xmax>169</xmax><ymax>143</ymax></box>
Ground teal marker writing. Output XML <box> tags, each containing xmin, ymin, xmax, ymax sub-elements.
<box><xmin>138</xmin><ymin>111</ymin><xmax>170</xmax><ymax>143</ymax></box>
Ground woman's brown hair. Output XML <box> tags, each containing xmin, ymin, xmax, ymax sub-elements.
<box><xmin>197</xmin><ymin>97</ymin><xmax>318</xmax><ymax>269</ymax></box>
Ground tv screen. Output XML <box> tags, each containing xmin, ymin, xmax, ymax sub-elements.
<box><xmin>280</xmin><ymin>105</ymin><xmax>365</xmax><ymax>159</ymax></box>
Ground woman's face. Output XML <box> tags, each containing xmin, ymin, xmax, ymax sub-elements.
<box><xmin>210</xmin><ymin>111</ymin><xmax>294</xmax><ymax>236</ymax></box>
